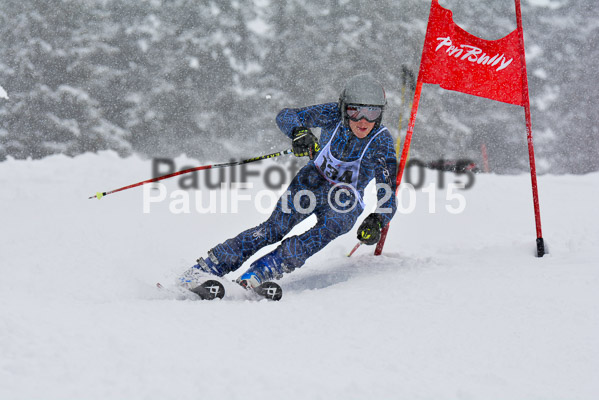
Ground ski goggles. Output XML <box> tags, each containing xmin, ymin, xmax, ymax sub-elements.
<box><xmin>346</xmin><ymin>104</ymin><xmax>383</xmax><ymax>122</ymax></box>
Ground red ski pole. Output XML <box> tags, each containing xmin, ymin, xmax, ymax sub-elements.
<box><xmin>88</xmin><ymin>149</ymin><xmax>293</xmax><ymax>199</ymax></box>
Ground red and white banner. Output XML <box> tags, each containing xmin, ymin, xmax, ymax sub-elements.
<box><xmin>419</xmin><ymin>0</ymin><xmax>525</xmax><ymax>106</ymax></box>
<box><xmin>374</xmin><ymin>0</ymin><xmax>545</xmax><ymax>257</ymax></box>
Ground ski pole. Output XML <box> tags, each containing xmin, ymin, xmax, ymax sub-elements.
<box><xmin>89</xmin><ymin>148</ymin><xmax>293</xmax><ymax>199</ymax></box>
<box><xmin>347</xmin><ymin>241</ymin><xmax>362</xmax><ymax>257</ymax></box>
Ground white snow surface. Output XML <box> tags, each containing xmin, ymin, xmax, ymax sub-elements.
<box><xmin>1</xmin><ymin>151</ymin><xmax>597</xmax><ymax>400</ymax></box>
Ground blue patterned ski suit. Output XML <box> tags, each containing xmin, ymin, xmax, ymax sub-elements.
<box><xmin>210</xmin><ymin>102</ymin><xmax>397</xmax><ymax>274</ymax></box>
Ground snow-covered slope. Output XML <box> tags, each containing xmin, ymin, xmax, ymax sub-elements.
<box><xmin>1</xmin><ymin>152</ymin><xmax>597</xmax><ymax>399</ymax></box>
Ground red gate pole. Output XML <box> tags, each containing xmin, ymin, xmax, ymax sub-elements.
<box><xmin>515</xmin><ymin>0</ymin><xmax>545</xmax><ymax>257</ymax></box>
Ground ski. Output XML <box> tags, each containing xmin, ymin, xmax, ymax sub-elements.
<box><xmin>157</xmin><ymin>279</ymin><xmax>282</xmax><ymax>301</ymax></box>
<box><xmin>189</xmin><ymin>279</ymin><xmax>225</xmax><ymax>300</ymax></box>
<box><xmin>252</xmin><ymin>281</ymin><xmax>283</xmax><ymax>301</ymax></box>
<box><xmin>156</xmin><ymin>279</ymin><xmax>225</xmax><ymax>300</ymax></box>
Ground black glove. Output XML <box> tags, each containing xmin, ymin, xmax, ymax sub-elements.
<box><xmin>292</xmin><ymin>127</ymin><xmax>320</xmax><ymax>159</ymax></box>
<box><xmin>357</xmin><ymin>213</ymin><xmax>383</xmax><ymax>245</ymax></box>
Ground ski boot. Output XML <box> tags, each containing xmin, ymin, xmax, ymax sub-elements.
<box><xmin>236</xmin><ymin>252</ymin><xmax>285</xmax><ymax>300</ymax></box>
<box><xmin>179</xmin><ymin>251</ymin><xmax>226</xmax><ymax>290</ymax></box>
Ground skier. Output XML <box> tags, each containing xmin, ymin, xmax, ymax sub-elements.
<box><xmin>180</xmin><ymin>74</ymin><xmax>398</xmax><ymax>291</ymax></box>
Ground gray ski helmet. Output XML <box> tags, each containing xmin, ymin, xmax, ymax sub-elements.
<box><xmin>339</xmin><ymin>74</ymin><xmax>386</xmax><ymax>128</ymax></box>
